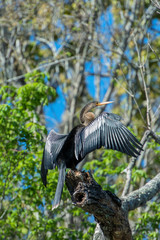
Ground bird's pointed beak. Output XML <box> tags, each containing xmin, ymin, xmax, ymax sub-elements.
<box><xmin>96</xmin><ymin>101</ymin><xmax>114</xmax><ymax>106</ymax></box>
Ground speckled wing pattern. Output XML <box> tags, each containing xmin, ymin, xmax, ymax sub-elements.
<box><xmin>75</xmin><ymin>112</ymin><xmax>143</xmax><ymax>160</ymax></box>
<box><xmin>41</xmin><ymin>130</ymin><xmax>67</xmax><ymax>186</ymax></box>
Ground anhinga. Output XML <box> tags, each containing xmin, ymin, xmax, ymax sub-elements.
<box><xmin>41</xmin><ymin>101</ymin><xmax>142</xmax><ymax>209</ymax></box>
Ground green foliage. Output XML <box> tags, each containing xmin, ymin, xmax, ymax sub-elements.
<box><xmin>132</xmin><ymin>168</ymin><xmax>147</xmax><ymax>185</ymax></box>
<box><xmin>135</xmin><ymin>202</ymin><xmax>160</xmax><ymax>240</ymax></box>
<box><xmin>0</xmin><ymin>71</ymin><xmax>96</xmax><ymax>239</ymax></box>
<box><xmin>0</xmin><ymin>72</ymin><xmax>54</xmax><ymax>239</ymax></box>
<box><xmin>85</xmin><ymin>149</ymin><xmax>127</xmax><ymax>193</ymax></box>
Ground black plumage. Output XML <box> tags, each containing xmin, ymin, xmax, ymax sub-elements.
<box><xmin>41</xmin><ymin>101</ymin><xmax>143</xmax><ymax>209</ymax></box>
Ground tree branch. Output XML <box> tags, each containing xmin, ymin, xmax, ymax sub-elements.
<box><xmin>134</xmin><ymin>36</ymin><xmax>151</xmax><ymax>129</ymax></box>
<box><xmin>6</xmin><ymin>56</ymin><xmax>77</xmax><ymax>83</ymax></box>
<box><xmin>122</xmin><ymin>172</ymin><xmax>160</xmax><ymax>212</ymax></box>
<box><xmin>93</xmin><ymin>223</ymin><xmax>106</xmax><ymax>240</ymax></box>
<box><xmin>149</xmin><ymin>130</ymin><xmax>160</xmax><ymax>144</ymax></box>
<box><xmin>65</xmin><ymin>170</ymin><xmax>133</xmax><ymax>240</ymax></box>
<box><xmin>122</xmin><ymin>130</ymin><xmax>151</xmax><ymax>196</ymax></box>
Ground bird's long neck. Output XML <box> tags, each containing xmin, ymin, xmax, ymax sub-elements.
<box><xmin>80</xmin><ymin>102</ymin><xmax>96</xmax><ymax>126</ymax></box>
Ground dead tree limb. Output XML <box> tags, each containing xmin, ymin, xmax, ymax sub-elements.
<box><xmin>65</xmin><ymin>169</ymin><xmax>160</xmax><ymax>239</ymax></box>
<box><xmin>65</xmin><ymin>170</ymin><xmax>133</xmax><ymax>240</ymax></box>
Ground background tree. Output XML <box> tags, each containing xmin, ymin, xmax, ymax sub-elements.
<box><xmin>0</xmin><ymin>0</ymin><xmax>160</xmax><ymax>239</ymax></box>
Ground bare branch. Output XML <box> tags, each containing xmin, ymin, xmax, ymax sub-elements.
<box><xmin>151</xmin><ymin>0</ymin><xmax>160</xmax><ymax>13</ymax></box>
<box><xmin>152</xmin><ymin>104</ymin><xmax>160</xmax><ymax>124</ymax></box>
<box><xmin>149</xmin><ymin>130</ymin><xmax>160</xmax><ymax>144</ymax></box>
<box><xmin>134</xmin><ymin>36</ymin><xmax>151</xmax><ymax>129</ymax></box>
<box><xmin>114</xmin><ymin>77</ymin><xmax>146</xmax><ymax>124</ymax></box>
<box><xmin>6</xmin><ymin>56</ymin><xmax>77</xmax><ymax>83</ymax></box>
<box><xmin>148</xmin><ymin>42</ymin><xmax>160</xmax><ymax>62</ymax></box>
<box><xmin>68</xmin><ymin>42</ymin><xmax>90</xmax><ymax>131</ymax></box>
<box><xmin>131</xmin><ymin>5</ymin><xmax>157</xmax><ymax>38</ymax></box>
<box><xmin>122</xmin><ymin>172</ymin><xmax>160</xmax><ymax>212</ymax></box>
<box><xmin>93</xmin><ymin>224</ymin><xmax>106</xmax><ymax>240</ymax></box>
<box><xmin>122</xmin><ymin>130</ymin><xmax>151</xmax><ymax>197</ymax></box>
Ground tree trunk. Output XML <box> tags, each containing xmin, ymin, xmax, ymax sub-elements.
<box><xmin>65</xmin><ymin>170</ymin><xmax>133</xmax><ymax>240</ymax></box>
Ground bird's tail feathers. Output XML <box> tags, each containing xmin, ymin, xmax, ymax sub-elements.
<box><xmin>52</xmin><ymin>161</ymin><xmax>66</xmax><ymax>210</ymax></box>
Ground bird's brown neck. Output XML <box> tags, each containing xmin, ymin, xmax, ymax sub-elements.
<box><xmin>80</xmin><ymin>101</ymin><xmax>97</xmax><ymax>126</ymax></box>
<box><xmin>82</xmin><ymin>112</ymin><xmax>95</xmax><ymax>126</ymax></box>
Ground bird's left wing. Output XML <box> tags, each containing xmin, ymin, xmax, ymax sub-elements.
<box><xmin>75</xmin><ymin>112</ymin><xmax>143</xmax><ymax>160</ymax></box>
<box><xmin>41</xmin><ymin>130</ymin><xmax>67</xmax><ymax>186</ymax></box>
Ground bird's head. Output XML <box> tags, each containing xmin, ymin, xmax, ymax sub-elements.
<box><xmin>80</xmin><ymin>100</ymin><xmax>114</xmax><ymax>125</ymax></box>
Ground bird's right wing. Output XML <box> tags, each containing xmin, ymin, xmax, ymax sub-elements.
<box><xmin>75</xmin><ymin>112</ymin><xmax>143</xmax><ymax>160</ymax></box>
<box><xmin>41</xmin><ymin>130</ymin><xmax>67</xmax><ymax>186</ymax></box>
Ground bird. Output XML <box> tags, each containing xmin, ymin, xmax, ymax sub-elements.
<box><xmin>41</xmin><ymin>101</ymin><xmax>143</xmax><ymax>209</ymax></box>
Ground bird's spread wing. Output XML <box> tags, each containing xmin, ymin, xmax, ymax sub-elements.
<box><xmin>41</xmin><ymin>130</ymin><xmax>67</xmax><ymax>186</ymax></box>
<box><xmin>75</xmin><ymin>112</ymin><xmax>143</xmax><ymax>160</ymax></box>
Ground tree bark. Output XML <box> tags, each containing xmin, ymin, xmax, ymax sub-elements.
<box><xmin>122</xmin><ymin>172</ymin><xmax>160</xmax><ymax>212</ymax></box>
<box><xmin>65</xmin><ymin>170</ymin><xmax>133</xmax><ymax>240</ymax></box>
